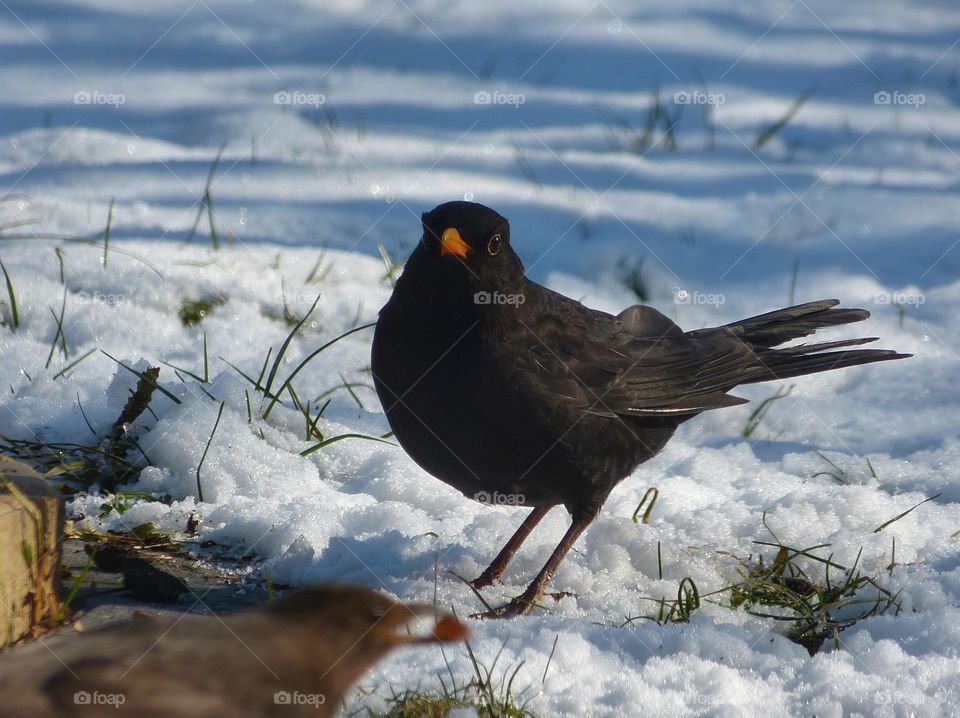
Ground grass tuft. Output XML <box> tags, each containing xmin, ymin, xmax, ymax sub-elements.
<box><xmin>617</xmin><ymin>255</ymin><xmax>648</xmax><ymax>302</ymax></box>
<box><xmin>305</xmin><ymin>247</ymin><xmax>333</xmax><ymax>285</ymax></box>
<box><xmin>179</xmin><ymin>294</ymin><xmax>228</xmax><ymax>327</ymax></box>
<box><xmin>632</xmin><ymin>486</ymin><xmax>659</xmax><ymax>524</ymax></box>
<box><xmin>0</xmin><ymin>257</ymin><xmax>19</xmax><ymax>329</ymax></box>
<box><xmin>361</xmin><ymin>636</ymin><xmax>541</xmax><ymax>718</ymax></box>
<box><xmin>511</xmin><ymin>140</ymin><xmax>542</xmax><ymax>191</ymax></box>
<box><xmin>45</xmin><ymin>288</ymin><xmax>69</xmax><ymax>368</ymax></box>
<box><xmin>658</xmin><ymin>577</ymin><xmax>701</xmax><ymax>623</ymax></box>
<box><xmin>787</xmin><ymin>256</ymin><xmax>800</xmax><ymax>305</ymax></box>
<box><xmin>596</xmin><ymin>87</ymin><xmax>681</xmax><ymax>154</ymax></box>
<box><xmin>6</xmin><ymin>362</ymin><xmax>168</xmax><ymax>493</ymax></box>
<box><xmin>377</xmin><ymin>244</ymin><xmax>402</xmax><ymax>287</ymax></box>
<box><xmin>754</xmin><ymin>87</ymin><xmax>815</xmax><ymax>150</ymax></box>
<box><xmin>187</xmin><ymin>143</ymin><xmax>227</xmax><ymax>250</ymax></box>
<box><xmin>52</xmin><ymin>348</ymin><xmax>96</xmax><ymax>381</ymax></box>
<box><xmin>742</xmin><ymin>384</ymin><xmax>793</xmax><ymax>438</ymax></box>
<box><xmin>625</xmin><ymin>529</ymin><xmax>905</xmax><ymax>656</ymax></box>
<box><xmin>730</xmin><ymin>541</ymin><xmax>900</xmax><ymax>654</ymax></box>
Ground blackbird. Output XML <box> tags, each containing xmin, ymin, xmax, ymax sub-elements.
<box><xmin>1</xmin><ymin>584</ymin><xmax>468</xmax><ymax>717</ymax></box>
<box><xmin>371</xmin><ymin>200</ymin><xmax>910</xmax><ymax>618</ymax></box>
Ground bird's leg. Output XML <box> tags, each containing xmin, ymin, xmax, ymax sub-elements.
<box><xmin>471</xmin><ymin>506</ymin><xmax>551</xmax><ymax>589</ymax></box>
<box><xmin>475</xmin><ymin>514</ymin><xmax>594</xmax><ymax>619</ymax></box>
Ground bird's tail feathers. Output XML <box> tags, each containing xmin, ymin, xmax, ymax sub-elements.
<box><xmin>712</xmin><ymin>299</ymin><xmax>910</xmax><ymax>383</ymax></box>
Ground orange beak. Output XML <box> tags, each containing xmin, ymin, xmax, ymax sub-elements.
<box><xmin>439</xmin><ymin>227</ymin><xmax>470</xmax><ymax>260</ymax></box>
<box><xmin>383</xmin><ymin>604</ymin><xmax>470</xmax><ymax>646</ymax></box>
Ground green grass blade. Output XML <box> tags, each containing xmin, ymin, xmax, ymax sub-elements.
<box><xmin>872</xmin><ymin>493</ymin><xmax>942</xmax><ymax>533</ymax></box>
<box><xmin>263</xmin><ymin>294</ymin><xmax>322</xmax><ymax>398</ymax></box>
<box><xmin>196</xmin><ymin>401</ymin><xmax>226</xmax><ymax>502</ymax></box>
<box><xmin>300</xmin><ymin>432</ymin><xmax>394</xmax><ymax>457</ymax></box>
<box><xmin>262</xmin><ymin>321</ymin><xmax>375</xmax><ymax>419</ymax></box>
<box><xmin>101</xmin><ymin>351</ymin><xmax>181</xmax><ymax>404</ymax></box>
<box><xmin>102</xmin><ymin>199</ymin><xmax>114</xmax><ymax>270</ymax></box>
<box><xmin>0</xmin><ymin>258</ymin><xmax>19</xmax><ymax>329</ymax></box>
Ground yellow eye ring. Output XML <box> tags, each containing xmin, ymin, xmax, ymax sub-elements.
<box><xmin>487</xmin><ymin>234</ymin><xmax>502</xmax><ymax>256</ymax></box>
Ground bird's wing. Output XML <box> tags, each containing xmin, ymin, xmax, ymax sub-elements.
<box><xmin>513</xmin><ymin>297</ymin><xmax>755</xmax><ymax>417</ymax></box>
<box><xmin>39</xmin><ymin>614</ymin><xmax>294</xmax><ymax>717</ymax></box>
<box><xmin>44</xmin><ymin>657</ymin><xmax>233</xmax><ymax>717</ymax></box>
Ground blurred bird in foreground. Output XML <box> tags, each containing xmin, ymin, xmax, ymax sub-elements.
<box><xmin>1</xmin><ymin>584</ymin><xmax>468</xmax><ymax>717</ymax></box>
<box><xmin>372</xmin><ymin>201</ymin><xmax>910</xmax><ymax>618</ymax></box>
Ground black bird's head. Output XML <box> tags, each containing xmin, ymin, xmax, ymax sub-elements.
<box><xmin>418</xmin><ymin>201</ymin><xmax>525</xmax><ymax>290</ymax></box>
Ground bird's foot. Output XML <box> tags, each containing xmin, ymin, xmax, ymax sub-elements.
<box><xmin>470</xmin><ymin>592</ymin><xmax>538</xmax><ymax>620</ymax></box>
<box><xmin>469</xmin><ymin>571</ymin><xmax>500</xmax><ymax>590</ymax></box>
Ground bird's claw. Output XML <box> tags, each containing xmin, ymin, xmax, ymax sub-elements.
<box><xmin>468</xmin><ymin>573</ymin><xmax>499</xmax><ymax>590</ymax></box>
<box><xmin>469</xmin><ymin>594</ymin><xmax>537</xmax><ymax>620</ymax></box>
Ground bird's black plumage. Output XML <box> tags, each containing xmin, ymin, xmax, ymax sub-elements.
<box><xmin>371</xmin><ymin>201</ymin><xmax>910</xmax><ymax>617</ymax></box>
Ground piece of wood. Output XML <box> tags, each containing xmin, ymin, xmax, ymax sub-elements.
<box><xmin>0</xmin><ymin>463</ymin><xmax>65</xmax><ymax>646</ymax></box>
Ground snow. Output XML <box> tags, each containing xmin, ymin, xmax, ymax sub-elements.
<box><xmin>1</xmin><ymin>0</ymin><xmax>959</xmax><ymax>715</ymax></box>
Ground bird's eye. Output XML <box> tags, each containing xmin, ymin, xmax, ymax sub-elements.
<box><xmin>487</xmin><ymin>234</ymin><xmax>502</xmax><ymax>256</ymax></box>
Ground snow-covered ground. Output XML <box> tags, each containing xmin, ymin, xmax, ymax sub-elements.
<box><xmin>1</xmin><ymin>0</ymin><xmax>959</xmax><ymax>715</ymax></box>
